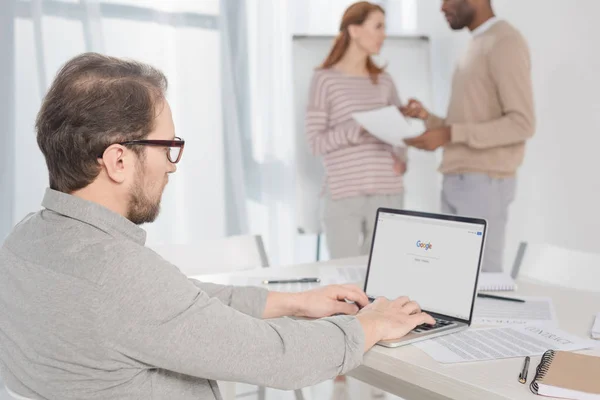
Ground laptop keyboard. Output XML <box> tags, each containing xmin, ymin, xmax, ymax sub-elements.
<box><xmin>413</xmin><ymin>318</ymin><xmax>455</xmax><ymax>333</ymax></box>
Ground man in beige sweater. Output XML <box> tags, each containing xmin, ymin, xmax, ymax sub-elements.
<box><xmin>403</xmin><ymin>0</ymin><xmax>535</xmax><ymax>272</ymax></box>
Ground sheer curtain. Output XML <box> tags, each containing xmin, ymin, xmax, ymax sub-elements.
<box><xmin>221</xmin><ymin>0</ymin><xmax>297</xmax><ymax>265</ymax></box>
<box><xmin>5</xmin><ymin>0</ymin><xmax>226</xmax><ymax>245</ymax></box>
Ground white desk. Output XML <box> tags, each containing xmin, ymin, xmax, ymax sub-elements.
<box><xmin>191</xmin><ymin>256</ymin><xmax>600</xmax><ymax>400</ymax></box>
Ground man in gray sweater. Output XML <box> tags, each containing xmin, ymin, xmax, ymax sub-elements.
<box><xmin>0</xmin><ymin>53</ymin><xmax>434</xmax><ymax>400</ymax></box>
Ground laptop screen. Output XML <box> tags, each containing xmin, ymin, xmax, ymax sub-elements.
<box><xmin>364</xmin><ymin>210</ymin><xmax>486</xmax><ymax>322</ymax></box>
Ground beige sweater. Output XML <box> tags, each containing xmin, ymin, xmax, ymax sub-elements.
<box><xmin>427</xmin><ymin>20</ymin><xmax>535</xmax><ymax>177</ymax></box>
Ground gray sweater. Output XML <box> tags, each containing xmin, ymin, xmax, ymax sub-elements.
<box><xmin>0</xmin><ymin>189</ymin><xmax>364</xmax><ymax>400</ymax></box>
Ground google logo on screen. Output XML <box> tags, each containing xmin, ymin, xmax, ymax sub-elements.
<box><xmin>416</xmin><ymin>240</ymin><xmax>433</xmax><ymax>251</ymax></box>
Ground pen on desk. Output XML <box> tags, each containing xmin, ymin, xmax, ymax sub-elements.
<box><xmin>519</xmin><ymin>356</ymin><xmax>530</xmax><ymax>384</ymax></box>
<box><xmin>262</xmin><ymin>278</ymin><xmax>321</xmax><ymax>284</ymax></box>
<box><xmin>477</xmin><ymin>293</ymin><xmax>525</xmax><ymax>303</ymax></box>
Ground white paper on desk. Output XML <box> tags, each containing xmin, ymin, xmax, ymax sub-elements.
<box><xmin>324</xmin><ymin>266</ymin><xmax>367</xmax><ymax>284</ymax></box>
<box><xmin>414</xmin><ymin>325</ymin><xmax>598</xmax><ymax>364</ymax></box>
<box><xmin>352</xmin><ymin>106</ymin><xmax>413</xmax><ymax>146</ymax></box>
<box><xmin>473</xmin><ymin>296</ymin><xmax>558</xmax><ymax>326</ymax></box>
<box><xmin>592</xmin><ymin>313</ymin><xmax>600</xmax><ymax>339</ymax></box>
<box><xmin>227</xmin><ymin>276</ymin><xmax>321</xmax><ymax>293</ymax></box>
<box><xmin>226</xmin><ymin>266</ymin><xmax>367</xmax><ymax>293</ymax></box>
<box><xmin>478</xmin><ymin>272</ymin><xmax>516</xmax><ymax>291</ymax></box>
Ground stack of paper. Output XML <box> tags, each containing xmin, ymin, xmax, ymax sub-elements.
<box><xmin>593</xmin><ymin>313</ymin><xmax>600</xmax><ymax>339</ymax></box>
<box><xmin>473</xmin><ymin>296</ymin><xmax>557</xmax><ymax>326</ymax></box>
<box><xmin>414</xmin><ymin>325</ymin><xmax>598</xmax><ymax>364</ymax></box>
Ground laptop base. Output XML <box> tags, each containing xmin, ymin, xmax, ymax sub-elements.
<box><xmin>376</xmin><ymin>322</ymin><xmax>468</xmax><ymax>348</ymax></box>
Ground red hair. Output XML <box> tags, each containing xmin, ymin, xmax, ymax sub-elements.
<box><xmin>320</xmin><ymin>1</ymin><xmax>385</xmax><ymax>83</ymax></box>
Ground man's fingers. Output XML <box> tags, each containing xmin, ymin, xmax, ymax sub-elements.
<box><xmin>372</xmin><ymin>296</ymin><xmax>388</xmax><ymax>307</ymax></box>
<box><xmin>404</xmin><ymin>135</ymin><xmax>426</xmax><ymax>147</ymax></box>
<box><xmin>403</xmin><ymin>136</ymin><xmax>419</xmax><ymax>146</ymax></box>
<box><xmin>391</xmin><ymin>296</ymin><xmax>411</xmax><ymax>308</ymax></box>
<box><xmin>411</xmin><ymin>140</ymin><xmax>428</xmax><ymax>150</ymax></box>
<box><xmin>333</xmin><ymin>300</ymin><xmax>360</xmax><ymax>316</ymax></box>
<box><xmin>336</xmin><ymin>286</ymin><xmax>370</xmax><ymax>308</ymax></box>
<box><xmin>401</xmin><ymin>301</ymin><xmax>421</xmax><ymax>315</ymax></box>
<box><xmin>410</xmin><ymin>312</ymin><xmax>436</xmax><ymax>326</ymax></box>
<box><xmin>407</xmin><ymin>98</ymin><xmax>420</xmax><ymax>107</ymax></box>
<box><xmin>401</xmin><ymin>108</ymin><xmax>419</xmax><ymax>118</ymax></box>
<box><xmin>403</xmin><ymin>107</ymin><xmax>422</xmax><ymax>118</ymax></box>
<box><xmin>341</xmin><ymin>285</ymin><xmax>370</xmax><ymax>308</ymax></box>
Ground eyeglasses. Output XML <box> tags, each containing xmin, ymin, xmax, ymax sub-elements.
<box><xmin>99</xmin><ymin>136</ymin><xmax>185</xmax><ymax>164</ymax></box>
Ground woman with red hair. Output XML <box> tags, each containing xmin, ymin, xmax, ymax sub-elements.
<box><xmin>306</xmin><ymin>1</ymin><xmax>407</xmax><ymax>263</ymax></box>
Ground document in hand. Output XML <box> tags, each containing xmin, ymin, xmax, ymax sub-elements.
<box><xmin>352</xmin><ymin>106</ymin><xmax>413</xmax><ymax>146</ymax></box>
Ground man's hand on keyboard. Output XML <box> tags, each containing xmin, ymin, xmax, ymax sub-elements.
<box><xmin>292</xmin><ymin>284</ymin><xmax>370</xmax><ymax>319</ymax></box>
<box><xmin>356</xmin><ymin>296</ymin><xmax>435</xmax><ymax>351</ymax></box>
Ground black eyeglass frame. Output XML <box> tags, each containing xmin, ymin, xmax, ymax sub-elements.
<box><xmin>98</xmin><ymin>136</ymin><xmax>185</xmax><ymax>163</ymax></box>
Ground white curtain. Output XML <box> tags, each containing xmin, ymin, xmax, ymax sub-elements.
<box><xmin>6</xmin><ymin>0</ymin><xmax>226</xmax><ymax>245</ymax></box>
<box><xmin>220</xmin><ymin>0</ymin><xmax>297</xmax><ymax>265</ymax></box>
<box><xmin>244</xmin><ymin>0</ymin><xmax>297</xmax><ymax>265</ymax></box>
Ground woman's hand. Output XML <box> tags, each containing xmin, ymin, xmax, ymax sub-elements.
<box><xmin>392</xmin><ymin>154</ymin><xmax>407</xmax><ymax>175</ymax></box>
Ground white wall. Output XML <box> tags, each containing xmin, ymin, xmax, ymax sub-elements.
<box><xmin>396</xmin><ymin>0</ymin><xmax>600</xmax><ymax>264</ymax></box>
<box><xmin>494</xmin><ymin>0</ymin><xmax>600</xmax><ymax>258</ymax></box>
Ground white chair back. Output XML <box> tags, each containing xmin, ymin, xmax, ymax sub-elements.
<box><xmin>148</xmin><ymin>235</ymin><xmax>269</xmax><ymax>276</ymax></box>
<box><xmin>512</xmin><ymin>242</ymin><xmax>600</xmax><ymax>292</ymax></box>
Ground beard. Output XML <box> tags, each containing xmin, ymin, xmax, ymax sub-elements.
<box><xmin>447</xmin><ymin>3</ymin><xmax>475</xmax><ymax>30</ymax></box>
<box><xmin>127</xmin><ymin>166</ymin><xmax>164</xmax><ymax>225</ymax></box>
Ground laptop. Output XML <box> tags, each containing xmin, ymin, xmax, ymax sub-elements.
<box><xmin>364</xmin><ymin>208</ymin><xmax>487</xmax><ymax>348</ymax></box>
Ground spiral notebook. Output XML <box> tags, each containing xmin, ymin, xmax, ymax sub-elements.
<box><xmin>478</xmin><ymin>272</ymin><xmax>517</xmax><ymax>291</ymax></box>
<box><xmin>530</xmin><ymin>350</ymin><xmax>600</xmax><ymax>399</ymax></box>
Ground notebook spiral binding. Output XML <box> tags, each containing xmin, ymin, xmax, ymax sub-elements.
<box><xmin>530</xmin><ymin>350</ymin><xmax>557</xmax><ymax>394</ymax></box>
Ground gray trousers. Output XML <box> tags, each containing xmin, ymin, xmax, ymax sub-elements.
<box><xmin>322</xmin><ymin>193</ymin><xmax>404</xmax><ymax>259</ymax></box>
<box><xmin>441</xmin><ymin>174</ymin><xmax>516</xmax><ymax>272</ymax></box>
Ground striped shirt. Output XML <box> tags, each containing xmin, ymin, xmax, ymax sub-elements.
<box><xmin>305</xmin><ymin>68</ymin><xmax>405</xmax><ymax>200</ymax></box>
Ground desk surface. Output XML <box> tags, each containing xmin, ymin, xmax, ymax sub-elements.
<box><xmin>191</xmin><ymin>257</ymin><xmax>600</xmax><ymax>400</ymax></box>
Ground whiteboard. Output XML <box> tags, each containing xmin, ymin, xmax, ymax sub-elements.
<box><xmin>292</xmin><ymin>35</ymin><xmax>442</xmax><ymax>234</ymax></box>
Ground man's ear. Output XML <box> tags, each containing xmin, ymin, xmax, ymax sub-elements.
<box><xmin>99</xmin><ymin>145</ymin><xmax>127</xmax><ymax>184</ymax></box>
